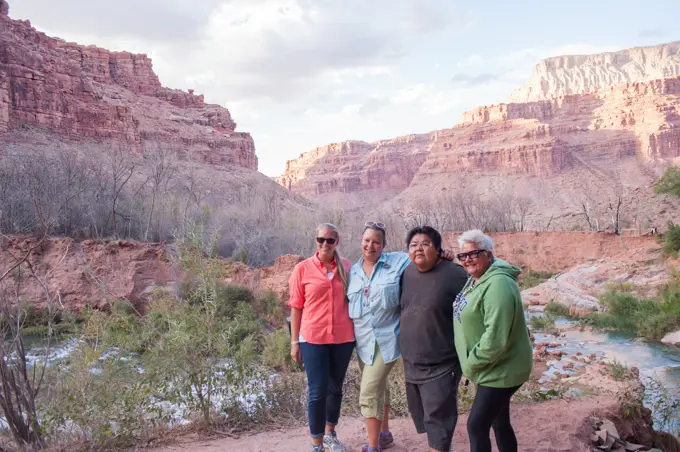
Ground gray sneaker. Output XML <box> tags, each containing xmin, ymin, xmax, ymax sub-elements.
<box><xmin>311</xmin><ymin>445</ymin><xmax>325</xmax><ymax>452</ymax></box>
<box><xmin>323</xmin><ymin>430</ymin><xmax>346</xmax><ymax>452</ymax></box>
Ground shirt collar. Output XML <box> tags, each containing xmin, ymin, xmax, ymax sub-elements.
<box><xmin>313</xmin><ymin>252</ymin><xmax>337</xmax><ymax>269</ymax></box>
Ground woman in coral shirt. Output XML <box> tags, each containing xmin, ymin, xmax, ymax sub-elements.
<box><xmin>289</xmin><ymin>223</ymin><xmax>354</xmax><ymax>452</ymax></box>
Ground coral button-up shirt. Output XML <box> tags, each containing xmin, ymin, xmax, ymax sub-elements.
<box><xmin>288</xmin><ymin>253</ymin><xmax>354</xmax><ymax>345</ymax></box>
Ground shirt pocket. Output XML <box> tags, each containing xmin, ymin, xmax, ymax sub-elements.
<box><xmin>346</xmin><ymin>286</ymin><xmax>363</xmax><ymax>319</ymax></box>
<box><xmin>377</xmin><ymin>280</ymin><xmax>400</xmax><ymax>310</ymax></box>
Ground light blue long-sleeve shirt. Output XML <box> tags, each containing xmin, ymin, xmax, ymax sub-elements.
<box><xmin>347</xmin><ymin>252</ymin><xmax>411</xmax><ymax>365</ymax></box>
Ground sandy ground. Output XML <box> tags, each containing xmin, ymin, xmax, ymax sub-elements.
<box><xmin>151</xmin><ymin>396</ymin><xmax>616</xmax><ymax>452</ymax></box>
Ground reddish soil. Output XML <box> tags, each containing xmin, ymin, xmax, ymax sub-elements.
<box><xmin>151</xmin><ymin>396</ymin><xmax>617</xmax><ymax>452</ymax></box>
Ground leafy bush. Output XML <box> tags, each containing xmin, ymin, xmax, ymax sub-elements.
<box><xmin>518</xmin><ymin>269</ymin><xmax>554</xmax><ymax>290</ymax></box>
<box><xmin>42</xmin><ymin>345</ymin><xmax>162</xmax><ymax>449</ymax></box>
<box><xmin>605</xmin><ymin>359</ymin><xmax>630</xmax><ymax>381</ymax></box>
<box><xmin>654</xmin><ymin>166</ymin><xmax>680</xmax><ymax>198</ymax></box>
<box><xmin>530</xmin><ymin>314</ymin><xmax>556</xmax><ymax>331</ymax></box>
<box><xmin>663</xmin><ymin>222</ymin><xmax>680</xmax><ymax>256</ymax></box>
<box><xmin>585</xmin><ymin>278</ymin><xmax>680</xmax><ymax>340</ymax></box>
<box><xmin>263</xmin><ymin>328</ymin><xmax>296</xmax><ymax>371</ymax></box>
<box><xmin>545</xmin><ymin>301</ymin><xmax>570</xmax><ymax>317</ymax></box>
<box><xmin>259</xmin><ymin>290</ymin><xmax>285</xmax><ymax>324</ymax></box>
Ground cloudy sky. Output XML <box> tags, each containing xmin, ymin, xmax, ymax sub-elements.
<box><xmin>11</xmin><ymin>0</ymin><xmax>680</xmax><ymax>176</ymax></box>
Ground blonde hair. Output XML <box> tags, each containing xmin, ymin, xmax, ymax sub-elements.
<box><xmin>317</xmin><ymin>223</ymin><xmax>349</xmax><ymax>294</ymax></box>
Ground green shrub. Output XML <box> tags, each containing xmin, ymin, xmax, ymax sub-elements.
<box><xmin>530</xmin><ymin>314</ymin><xmax>556</xmax><ymax>331</ymax></box>
<box><xmin>545</xmin><ymin>301</ymin><xmax>570</xmax><ymax>317</ymax></box>
<box><xmin>663</xmin><ymin>222</ymin><xmax>680</xmax><ymax>256</ymax></box>
<box><xmin>606</xmin><ymin>359</ymin><xmax>630</xmax><ymax>381</ymax></box>
<box><xmin>215</xmin><ymin>284</ymin><xmax>255</xmax><ymax>319</ymax></box>
<box><xmin>263</xmin><ymin>328</ymin><xmax>296</xmax><ymax>371</ymax></box>
<box><xmin>518</xmin><ymin>269</ymin><xmax>554</xmax><ymax>290</ymax></box>
<box><xmin>259</xmin><ymin>290</ymin><xmax>284</xmax><ymax>323</ymax></box>
<box><xmin>41</xmin><ymin>345</ymin><xmax>162</xmax><ymax>449</ymax></box>
<box><xmin>586</xmin><ymin>277</ymin><xmax>680</xmax><ymax>340</ymax></box>
<box><xmin>654</xmin><ymin>166</ymin><xmax>680</xmax><ymax>198</ymax></box>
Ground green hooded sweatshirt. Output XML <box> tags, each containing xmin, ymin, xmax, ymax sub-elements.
<box><xmin>453</xmin><ymin>258</ymin><xmax>533</xmax><ymax>388</ymax></box>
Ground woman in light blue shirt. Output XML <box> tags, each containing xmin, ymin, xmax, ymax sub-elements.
<box><xmin>347</xmin><ymin>222</ymin><xmax>452</xmax><ymax>452</ymax></box>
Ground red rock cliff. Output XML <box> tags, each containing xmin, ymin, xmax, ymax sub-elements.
<box><xmin>0</xmin><ymin>1</ymin><xmax>257</xmax><ymax>169</ymax></box>
<box><xmin>278</xmin><ymin>45</ymin><xmax>680</xmax><ymax>228</ymax></box>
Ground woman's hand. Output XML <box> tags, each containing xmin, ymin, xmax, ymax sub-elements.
<box><xmin>441</xmin><ymin>249</ymin><xmax>455</xmax><ymax>261</ymax></box>
<box><xmin>291</xmin><ymin>342</ymin><xmax>302</xmax><ymax>365</ymax></box>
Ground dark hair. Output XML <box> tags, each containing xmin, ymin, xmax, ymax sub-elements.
<box><xmin>363</xmin><ymin>225</ymin><xmax>387</xmax><ymax>246</ymax></box>
<box><xmin>406</xmin><ymin>226</ymin><xmax>442</xmax><ymax>251</ymax></box>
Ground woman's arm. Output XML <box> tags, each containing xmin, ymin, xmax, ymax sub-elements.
<box><xmin>288</xmin><ymin>264</ymin><xmax>305</xmax><ymax>365</ymax></box>
<box><xmin>290</xmin><ymin>307</ymin><xmax>303</xmax><ymax>364</ymax></box>
<box><xmin>467</xmin><ymin>278</ymin><xmax>519</xmax><ymax>370</ymax></box>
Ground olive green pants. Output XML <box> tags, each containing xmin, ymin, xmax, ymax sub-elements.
<box><xmin>358</xmin><ymin>343</ymin><xmax>396</xmax><ymax>419</ymax></box>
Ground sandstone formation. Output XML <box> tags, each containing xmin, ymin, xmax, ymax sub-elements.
<box><xmin>444</xmin><ymin>231</ymin><xmax>662</xmax><ymax>274</ymax></box>
<box><xmin>661</xmin><ymin>330</ymin><xmax>680</xmax><ymax>346</ymax></box>
<box><xmin>0</xmin><ymin>2</ymin><xmax>257</xmax><ymax>169</ymax></box>
<box><xmin>510</xmin><ymin>41</ymin><xmax>680</xmax><ymax>103</ymax></box>
<box><xmin>520</xmin><ymin>239</ymin><xmax>673</xmax><ymax>316</ymax></box>
<box><xmin>279</xmin><ymin>43</ymin><xmax>680</xmax><ymax>230</ymax></box>
<box><xmin>0</xmin><ymin>236</ymin><xmax>175</xmax><ymax>312</ymax></box>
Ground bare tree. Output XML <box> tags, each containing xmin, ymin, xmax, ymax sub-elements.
<box><xmin>143</xmin><ymin>146</ymin><xmax>178</xmax><ymax>241</ymax></box>
<box><xmin>0</xmin><ymin>232</ymin><xmax>53</xmax><ymax>448</ymax></box>
<box><xmin>607</xmin><ymin>195</ymin><xmax>623</xmax><ymax>235</ymax></box>
<box><xmin>107</xmin><ymin>146</ymin><xmax>136</xmax><ymax>237</ymax></box>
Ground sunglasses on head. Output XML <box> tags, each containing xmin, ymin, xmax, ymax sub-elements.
<box><xmin>364</xmin><ymin>221</ymin><xmax>386</xmax><ymax>229</ymax></box>
<box><xmin>456</xmin><ymin>249</ymin><xmax>487</xmax><ymax>261</ymax></box>
<box><xmin>316</xmin><ymin>237</ymin><xmax>337</xmax><ymax>245</ymax></box>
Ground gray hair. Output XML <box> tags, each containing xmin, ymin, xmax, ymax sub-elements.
<box><xmin>457</xmin><ymin>229</ymin><xmax>494</xmax><ymax>252</ymax></box>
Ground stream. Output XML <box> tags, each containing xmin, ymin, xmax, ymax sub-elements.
<box><xmin>5</xmin><ymin>323</ymin><xmax>680</xmax><ymax>437</ymax></box>
<box><xmin>530</xmin><ymin>315</ymin><xmax>680</xmax><ymax>435</ymax></box>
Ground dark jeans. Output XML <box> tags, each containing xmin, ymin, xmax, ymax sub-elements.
<box><xmin>300</xmin><ymin>341</ymin><xmax>355</xmax><ymax>438</ymax></box>
<box><xmin>467</xmin><ymin>384</ymin><xmax>522</xmax><ymax>452</ymax></box>
<box><xmin>405</xmin><ymin>370</ymin><xmax>462</xmax><ymax>451</ymax></box>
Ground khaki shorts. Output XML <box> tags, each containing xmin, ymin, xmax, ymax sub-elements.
<box><xmin>358</xmin><ymin>343</ymin><xmax>397</xmax><ymax>419</ymax></box>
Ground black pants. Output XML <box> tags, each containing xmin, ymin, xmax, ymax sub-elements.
<box><xmin>467</xmin><ymin>384</ymin><xmax>522</xmax><ymax>452</ymax></box>
<box><xmin>406</xmin><ymin>371</ymin><xmax>461</xmax><ymax>451</ymax></box>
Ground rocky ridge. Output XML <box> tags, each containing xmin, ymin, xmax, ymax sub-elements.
<box><xmin>0</xmin><ymin>0</ymin><xmax>257</xmax><ymax>169</ymax></box>
<box><xmin>510</xmin><ymin>41</ymin><xmax>680</xmax><ymax>103</ymax></box>
<box><xmin>278</xmin><ymin>43</ymin><xmax>680</xmax><ymax>228</ymax></box>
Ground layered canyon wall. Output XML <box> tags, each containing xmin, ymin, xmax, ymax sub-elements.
<box><xmin>278</xmin><ymin>42</ymin><xmax>680</xmax><ymax>228</ymax></box>
<box><xmin>510</xmin><ymin>41</ymin><xmax>680</xmax><ymax>103</ymax></box>
<box><xmin>0</xmin><ymin>1</ymin><xmax>257</xmax><ymax>169</ymax></box>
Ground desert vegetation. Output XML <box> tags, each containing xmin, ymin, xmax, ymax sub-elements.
<box><xmin>581</xmin><ymin>280</ymin><xmax>680</xmax><ymax>340</ymax></box>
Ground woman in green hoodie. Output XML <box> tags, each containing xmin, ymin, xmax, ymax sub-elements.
<box><xmin>453</xmin><ymin>230</ymin><xmax>532</xmax><ymax>452</ymax></box>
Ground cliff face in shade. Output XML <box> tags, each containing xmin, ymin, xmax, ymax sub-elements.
<box><xmin>509</xmin><ymin>41</ymin><xmax>680</xmax><ymax>103</ymax></box>
<box><xmin>0</xmin><ymin>2</ymin><xmax>257</xmax><ymax>169</ymax></box>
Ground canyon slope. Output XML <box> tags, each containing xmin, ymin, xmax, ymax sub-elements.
<box><xmin>0</xmin><ymin>0</ymin><xmax>309</xmax><ymax>216</ymax></box>
<box><xmin>278</xmin><ymin>43</ymin><xmax>680</xmax><ymax>230</ymax></box>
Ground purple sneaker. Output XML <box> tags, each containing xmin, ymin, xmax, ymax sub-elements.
<box><xmin>360</xmin><ymin>446</ymin><xmax>381</xmax><ymax>452</ymax></box>
<box><xmin>379</xmin><ymin>431</ymin><xmax>394</xmax><ymax>449</ymax></box>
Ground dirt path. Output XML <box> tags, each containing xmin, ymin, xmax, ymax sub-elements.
<box><xmin>152</xmin><ymin>396</ymin><xmax>616</xmax><ymax>452</ymax></box>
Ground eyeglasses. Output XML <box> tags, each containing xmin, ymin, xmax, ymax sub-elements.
<box><xmin>408</xmin><ymin>241</ymin><xmax>434</xmax><ymax>250</ymax></box>
<box><xmin>456</xmin><ymin>249</ymin><xmax>487</xmax><ymax>261</ymax></box>
<box><xmin>316</xmin><ymin>237</ymin><xmax>337</xmax><ymax>245</ymax></box>
<box><xmin>364</xmin><ymin>221</ymin><xmax>386</xmax><ymax>229</ymax></box>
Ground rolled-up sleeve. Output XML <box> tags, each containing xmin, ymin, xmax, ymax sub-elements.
<box><xmin>288</xmin><ymin>263</ymin><xmax>305</xmax><ymax>309</ymax></box>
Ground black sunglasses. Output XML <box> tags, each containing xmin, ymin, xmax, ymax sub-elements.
<box><xmin>456</xmin><ymin>249</ymin><xmax>487</xmax><ymax>261</ymax></box>
<box><xmin>316</xmin><ymin>237</ymin><xmax>337</xmax><ymax>245</ymax></box>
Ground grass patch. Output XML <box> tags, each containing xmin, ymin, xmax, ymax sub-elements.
<box><xmin>582</xmin><ymin>277</ymin><xmax>680</xmax><ymax>340</ymax></box>
<box><xmin>518</xmin><ymin>269</ymin><xmax>554</xmax><ymax>290</ymax></box>
<box><xmin>605</xmin><ymin>359</ymin><xmax>630</xmax><ymax>381</ymax></box>
<box><xmin>263</xmin><ymin>327</ymin><xmax>297</xmax><ymax>371</ymax></box>
<box><xmin>663</xmin><ymin>222</ymin><xmax>680</xmax><ymax>257</ymax></box>
<box><xmin>545</xmin><ymin>301</ymin><xmax>571</xmax><ymax>317</ymax></box>
<box><xmin>530</xmin><ymin>314</ymin><xmax>556</xmax><ymax>332</ymax></box>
